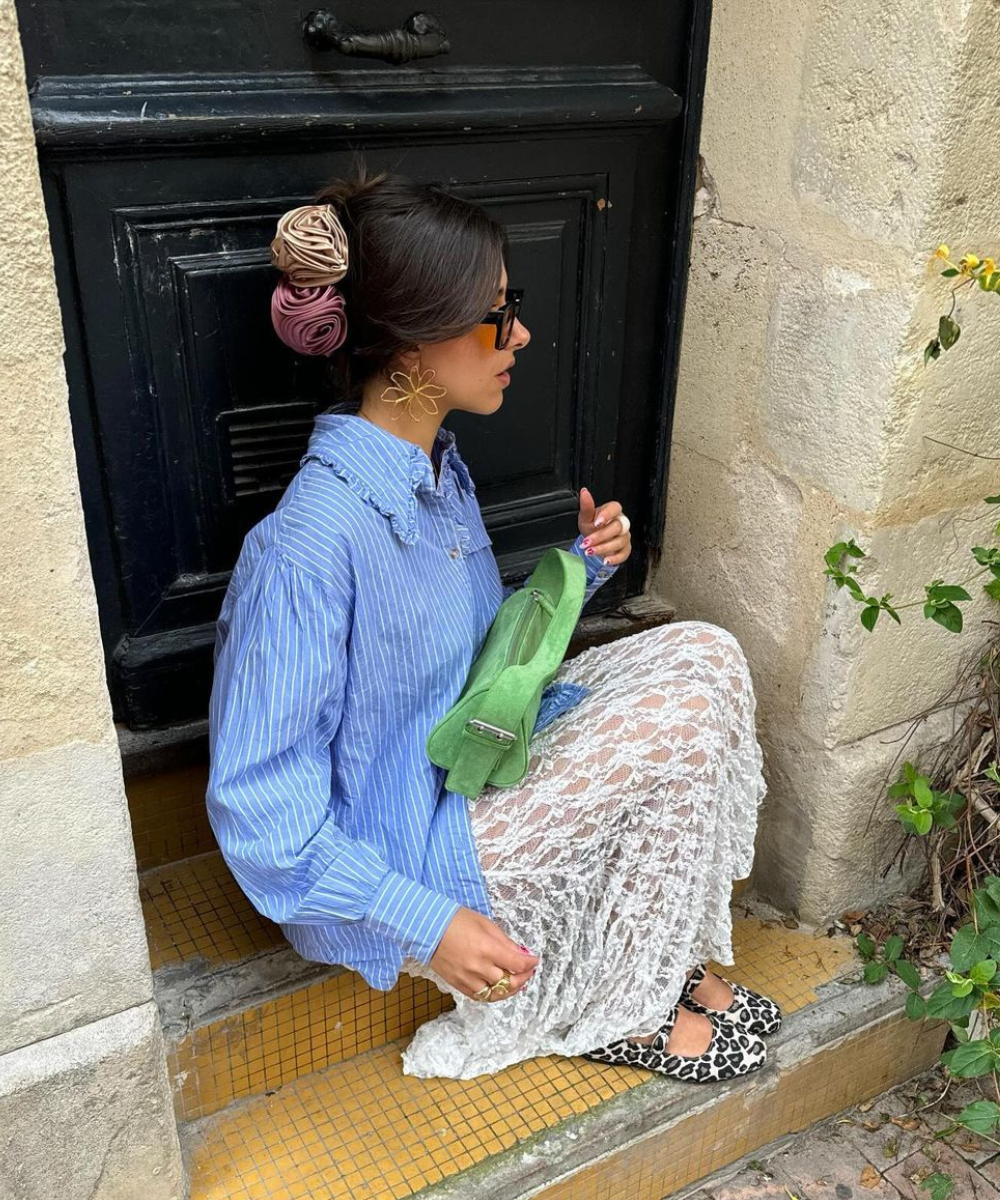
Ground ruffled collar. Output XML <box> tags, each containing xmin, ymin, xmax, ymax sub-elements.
<box><xmin>301</xmin><ymin>412</ymin><xmax>477</xmax><ymax>546</ymax></box>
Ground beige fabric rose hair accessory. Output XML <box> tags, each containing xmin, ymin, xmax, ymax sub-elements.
<box><xmin>269</xmin><ymin>203</ymin><xmax>351</xmax><ymax>357</ymax></box>
<box><xmin>270</xmin><ymin>204</ymin><xmax>349</xmax><ymax>287</ymax></box>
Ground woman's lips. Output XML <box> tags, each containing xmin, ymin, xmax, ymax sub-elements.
<box><xmin>496</xmin><ymin>370</ymin><xmax>511</xmax><ymax>385</ymax></box>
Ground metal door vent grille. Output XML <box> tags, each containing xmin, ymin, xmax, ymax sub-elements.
<box><xmin>218</xmin><ymin>402</ymin><xmax>319</xmax><ymax>498</ymax></box>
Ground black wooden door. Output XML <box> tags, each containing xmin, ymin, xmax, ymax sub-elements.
<box><xmin>19</xmin><ymin>1</ymin><xmax>709</xmax><ymax>730</ymax></box>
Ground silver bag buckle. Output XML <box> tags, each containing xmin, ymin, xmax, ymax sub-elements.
<box><xmin>466</xmin><ymin>718</ymin><xmax>516</xmax><ymax>743</ymax></box>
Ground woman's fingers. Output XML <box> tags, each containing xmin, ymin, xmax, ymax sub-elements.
<box><xmin>586</xmin><ymin>528</ymin><xmax>631</xmax><ymax>564</ymax></box>
<box><xmin>585</xmin><ymin>513</ymin><xmax>629</xmax><ymax>551</ymax></box>
<box><xmin>593</xmin><ymin>501</ymin><xmax>622</xmax><ymax>527</ymax></box>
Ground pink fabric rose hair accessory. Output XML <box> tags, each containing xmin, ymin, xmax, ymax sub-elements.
<box><xmin>269</xmin><ymin>203</ymin><xmax>350</xmax><ymax>356</ymax></box>
<box><xmin>270</xmin><ymin>280</ymin><xmax>347</xmax><ymax>356</ymax></box>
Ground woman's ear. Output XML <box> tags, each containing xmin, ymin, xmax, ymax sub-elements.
<box><xmin>391</xmin><ymin>345</ymin><xmax>422</xmax><ymax>376</ymax></box>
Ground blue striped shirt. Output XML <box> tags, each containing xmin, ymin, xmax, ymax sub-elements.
<box><xmin>206</xmin><ymin>413</ymin><xmax>619</xmax><ymax>990</ymax></box>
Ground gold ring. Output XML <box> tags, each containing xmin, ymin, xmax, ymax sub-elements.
<box><xmin>473</xmin><ymin>971</ymin><xmax>512</xmax><ymax>1002</ymax></box>
<box><xmin>490</xmin><ymin>971</ymin><xmax>512</xmax><ymax>997</ymax></box>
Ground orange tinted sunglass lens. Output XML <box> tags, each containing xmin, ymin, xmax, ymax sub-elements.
<box><xmin>472</xmin><ymin>323</ymin><xmax>497</xmax><ymax>351</ymax></box>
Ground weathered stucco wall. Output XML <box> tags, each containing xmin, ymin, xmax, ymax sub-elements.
<box><xmin>659</xmin><ymin>0</ymin><xmax>1000</xmax><ymax>920</ymax></box>
<box><xmin>0</xmin><ymin>1</ymin><xmax>185</xmax><ymax>1194</ymax></box>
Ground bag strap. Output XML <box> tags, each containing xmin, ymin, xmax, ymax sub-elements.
<box><xmin>446</xmin><ymin>717</ymin><xmax>517</xmax><ymax>797</ymax></box>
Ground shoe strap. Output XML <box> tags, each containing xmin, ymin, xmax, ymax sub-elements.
<box><xmin>682</xmin><ymin>962</ymin><xmax>707</xmax><ymax>998</ymax></box>
<box><xmin>652</xmin><ymin>1002</ymin><xmax>680</xmax><ymax>1052</ymax></box>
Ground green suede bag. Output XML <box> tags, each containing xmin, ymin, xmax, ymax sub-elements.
<box><xmin>425</xmin><ymin>546</ymin><xmax>588</xmax><ymax>799</ymax></box>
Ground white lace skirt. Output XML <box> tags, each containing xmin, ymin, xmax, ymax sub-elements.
<box><xmin>398</xmin><ymin>620</ymin><xmax>767</xmax><ymax>1080</ymax></box>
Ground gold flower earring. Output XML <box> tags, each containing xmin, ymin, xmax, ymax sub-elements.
<box><xmin>379</xmin><ymin>363</ymin><xmax>447</xmax><ymax>421</ymax></box>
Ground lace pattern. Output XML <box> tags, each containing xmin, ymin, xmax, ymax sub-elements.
<box><xmin>399</xmin><ymin>620</ymin><xmax>767</xmax><ymax>1079</ymax></box>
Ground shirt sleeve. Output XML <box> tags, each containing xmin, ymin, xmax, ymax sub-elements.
<box><xmin>207</xmin><ymin>545</ymin><xmax>459</xmax><ymax>965</ymax></box>
<box><xmin>501</xmin><ymin>533</ymin><xmax>619</xmax><ymax>605</ymax></box>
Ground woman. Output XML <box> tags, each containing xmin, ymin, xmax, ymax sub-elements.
<box><xmin>207</xmin><ymin>166</ymin><xmax>775</xmax><ymax>1085</ymax></box>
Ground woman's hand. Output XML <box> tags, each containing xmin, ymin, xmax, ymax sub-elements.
<box><xmin>578</xmin><ymin>487</ymin><xmax>632</xmax><ymax>567</ymax></box>
<box><xmin>429</xmin><ymin>907</ymin><xmax>540</xmax><ymax>1002</ymax></box>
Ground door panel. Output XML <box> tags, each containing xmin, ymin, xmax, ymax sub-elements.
<box><xmin>19</xmin><ymin>1</ymin><xmax>709</xmax><ymax>729</ymax></box>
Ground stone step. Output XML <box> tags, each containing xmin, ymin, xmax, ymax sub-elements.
<box><xmin>141</xmin><ymin>850</ymin><xmax>857</xmax><ymax>1126</ymax></box>
<box><xmin>180</xmin><ymin>962</ymin><xmax>947</xmax><ymax>1200</ymax></box>
<box><xmin>141</xmin><ymin>850</ymin><xmax>452</xmax><ymax>1123</ymax></box>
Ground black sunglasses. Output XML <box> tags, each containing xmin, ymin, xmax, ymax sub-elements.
<box><xmin>479</xmin><ymin>288</ymin><xmax>524</xmax><ymax>350</ymax></box>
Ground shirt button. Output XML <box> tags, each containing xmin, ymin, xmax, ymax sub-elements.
<box><xmin>449</xmin><ymin>548</ymin><xmax>461</xmax><ymax>559</ymax></box>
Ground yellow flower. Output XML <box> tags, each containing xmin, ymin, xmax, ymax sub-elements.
<box><xmin>983</xmin><ymin>258</ymin><xmax>996</xmax><ymax>274</ymax></box>
<box><xmin>934</xmin><ymin>243</ymin><xmax>950</xmax><ymax>260</ymax></box>
<box><xmin>379</xmin><ymin>367</ymin><xmax>447</xmax><ymax>420</ymax></box>
<box><xmin>960</xmin><ymin>253</ymin><xmax>980</xmax><ymax>273</ymax></box>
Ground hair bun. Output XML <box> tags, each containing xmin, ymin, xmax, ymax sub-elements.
<box><xmin>270</xmin><ymin>204</ymin><xmax>349</xmax><ymax>287</ymax></box>
<box><xmin>270</xmin><ymin>277</ymin><xmax>347</xmax><ymax>356</ymax></box>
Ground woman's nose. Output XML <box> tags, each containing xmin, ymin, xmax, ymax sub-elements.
<box><xmin>510</xmin><ymin>317</ymin><xmax>530</xmax><ymax>351</ymax></box>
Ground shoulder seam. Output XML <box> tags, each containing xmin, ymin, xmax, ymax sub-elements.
<box><xmin>262</xmin><ymin>539</ymin><xmax>350</xmax><ymax>603</ymax></box>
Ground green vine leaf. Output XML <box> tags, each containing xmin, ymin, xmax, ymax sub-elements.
<box><xmin>970</xmin><ymin>959</ymin><xmax>998</xmax><ymax>987</ymax></box>
<box><xmin>939</xmin><ymin>314</ymin><xmax>961</xmax><ymax>349</ymax></box>
<box><xmin>905</xmin><ymin>990</ymin><xmax>927</xmax><ymax>1019</ymax></box>
<box><xmin>973</xmin><ymin>880</ymin><xmax>1000</xmax><ymax>928</ymax></box>
<box><xmin>926</xmin><ymin>980</ymin><xmax>978</xmax><ymax>1020</ymax></box>
<box><xmin>956</xmin><ymin>1100</ymin><xmax>1000</xmax><ymax>1137</ymax></box>
<box><xmin>940</xmin><ymin>1037</ymin><xmax>997</xmax><ymax>1077</ymax></box>
<box><xmin>894</xmin><ymin>959</ymin><xmax>922</xmax><ymax>990</ymax></box>
<box><xmin>920</xmin><ymin>1172</ymin><xmax>954</xmax><ymax>1200</ymax></box>
<box><xmin>861</xmin><ymin>604</ymin><xmax>880</xmax><ymax>632</ymax></box>
<box><xmin>924</xmin><ymin>601</ymin><xmax>964</xmax><ymax>633</ymax></box>
<box><xmin>950</xmin><ymin>925</ymin><xmax>1000</xmax><ymax>972</ymax></box>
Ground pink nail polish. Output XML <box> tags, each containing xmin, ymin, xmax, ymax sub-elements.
<box><xmin>585</xmin><ymin>548</ymin><xmax>595</xmax><ymax>556</ymax></box>
<box><xmin>581</xmin><ymin>538</ymin><xmax>591</xmax><ymax>548</ymax></box>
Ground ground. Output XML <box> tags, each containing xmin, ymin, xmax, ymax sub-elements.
<box><xmin>685</xmin><ymin>1066</ymin><xmax>1000</xmax><ymax>1200</ymax></box>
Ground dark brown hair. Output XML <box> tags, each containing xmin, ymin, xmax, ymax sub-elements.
<box><xmin>313</xmin><ymin>162</ymin><xmax>506</xmax><ymax>410</ymax></box>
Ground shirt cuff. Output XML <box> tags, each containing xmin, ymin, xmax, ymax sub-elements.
<box><xmin>364</xmin><ymin>869</ymin><xmax>462</xmax><ymax>964</ymax></box>
<box><xmin>570</xmin><ymin>532</ymin><xmax>619</xmax><ymax>589</ymax></box>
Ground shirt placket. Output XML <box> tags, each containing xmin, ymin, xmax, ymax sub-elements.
<box><xmin>441</xmin><ymin>473</ymin><xmax>469</xmax><ymax>562</ymax></box>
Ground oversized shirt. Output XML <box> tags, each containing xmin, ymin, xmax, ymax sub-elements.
<box><xmin>206</xmin><ymin>413</ymin><xmax>619</xmax><ymax>990</ymax></box>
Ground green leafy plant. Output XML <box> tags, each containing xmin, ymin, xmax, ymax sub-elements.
<box><xmin>924</xmin><ymin>247</ymin><xmax>1000</xmax><ymax>364</ymax></box>
<box><xmin>823</xmin><ymin>245</ymin><xmax>1000</xmax><ymax>636</ymax></box>
<box><xmin>855</xmin><ymin>930</ymin><xmax>921</xmax><ymax>988</ymax></box>
<box><xmin>888</xmin><ymin>762</ymin><xmax>965</xmax><ymax>836</ymax></box>
<box><xmin>863</xmin><ymin>878</ymin><xmax>1000</xmax><ymax>1147</ymax></box>
<box><xmin>823</xmin><ymin>538</ymin><xmax>995</xmax><ymax>635</ymax></box>
<box><xmin>921</xmin><ymin>1172</ymin><xmax>955</xmax><ymax>1200</ymax></box>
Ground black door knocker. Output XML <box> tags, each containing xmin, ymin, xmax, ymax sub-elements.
<box><xmin>302</xmin><ymin>11</ymin><xmax>451</xmax><ymax>66</ymax></box>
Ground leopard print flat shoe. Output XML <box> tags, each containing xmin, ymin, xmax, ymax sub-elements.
<box><xmin>681</xmin><ymin>963</ymin><xmax>782</xmax><ymax>1036</ymax></box>
<box><xmin>581</xmin><ymin>1003</ymin><xmax>767</xmax><ymax>1083</ymax></box>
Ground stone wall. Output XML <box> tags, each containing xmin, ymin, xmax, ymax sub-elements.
<box><xmin>0</xmin><ymin>1</ymin><xmax>185</xmax><ymax>1195</ymax></box>
<box><xmin>660</xmin><ymin>0</ymin><xmax>1000</xmax><ymax>919</ymax></box>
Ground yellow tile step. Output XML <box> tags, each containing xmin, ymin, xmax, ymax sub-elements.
<box><xmin>180</xmin><ymin>934</ymin><xmax>947</xmax><ymax>1200</ymax></box>
<box><xmin>142</xmin><ymin>850</ymin><xmax>455</xmax><ymax>1122</ymax></box>
<box><xmin>141</xmin><ymin>850</ymin><xmax>851</xmax><ymax>1125</ymax></box>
